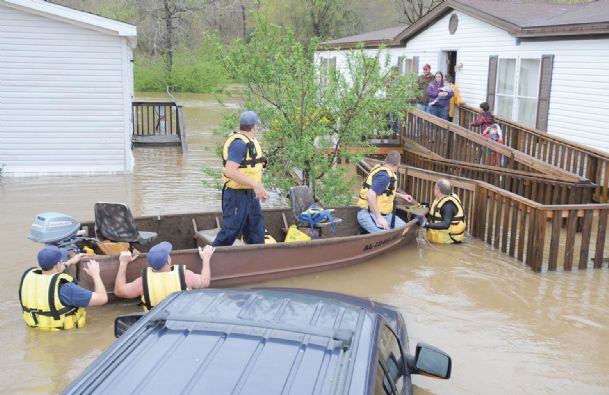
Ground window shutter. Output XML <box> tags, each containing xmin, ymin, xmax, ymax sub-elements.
<box><xmin>320</xmin><ymin>57</ymin><xmax>328</xmax><ymax>85</ymax></box>
<box><xmin>535</xmin><ymin>54</ymin><xmax>554</xmax><ymax>131</ymax></box>
<box><xmin>397</xmin><ymin>56</ymin><xmax>404</xmax><ymax>75</ymax></box>
<box><xmin>486</xmin><ymin>56</ymin><xmax>498</xmax><ymax>111</ymax></box>
<box><xmin>412</xmin><ymin>56</ymin><xmax>419</xmax><ymax>74</ymax></box>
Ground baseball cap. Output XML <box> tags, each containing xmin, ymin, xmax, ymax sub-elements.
<box><xmin>147</xmin><ymin>241</ymin><xmax>172</xmax><ymax>270</ymax></box>
<box><xmin>38</xmin><ymin>246</ymin><xmax>68</xmax><ymax>270</ymax></box>
<box><xmin>423</xmin><ymin>64</ymin><xmax>431</xmax><ymax>70</ymax></box>
<box><xmin>239</xmin><ymin>111</ymin><xmax>261</xmax><ymax>127</ymax></box>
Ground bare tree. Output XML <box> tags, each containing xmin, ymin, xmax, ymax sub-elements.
<box><xmin>139</xmin><ymin>0</ymin><xmax>212</xmax><ymax>74</ymax></box>
<box><xmin>393</xmin><ymin>0</ymin><xmax>443</xmax><ymax>25</ymax></box>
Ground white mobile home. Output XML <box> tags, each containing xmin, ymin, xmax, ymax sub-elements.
<box><xmin>0</xmin><ymin>0</ymin><xmax>137</xmax><ymax>176</ymax></box>
<box><xmin>317</xmin><ymin>0</ymin><xmax>609</xmax><ymax>153</ymax></box>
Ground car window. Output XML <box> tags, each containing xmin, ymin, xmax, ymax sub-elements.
<box><xmin>374</xmin><ymin>325</ymin><xmax>405</xmax><ymax>395</ymax></box>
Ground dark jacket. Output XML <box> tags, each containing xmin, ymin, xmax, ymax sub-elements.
<box><xmin>427</xmin><ymin>81</ymin><xmax>454</xmax><ymax>108</ymax></box>
<box><xmin>416</xmin><ymin>73</ymin><xmax>434</xmax><ymax>105</ymax></box>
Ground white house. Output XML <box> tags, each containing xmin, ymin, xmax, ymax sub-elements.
<box><xmin>317</xmin><ymin>0</ymin><xmax>609</xmax><ymax>154</ymax></box>
<box><xmin>0</xmin><ymin>0</ymin><xmax>137</xmax><ymax>176</ymax></box>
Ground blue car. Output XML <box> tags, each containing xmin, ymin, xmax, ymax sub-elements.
<box><xmin>63</xmin><ymin>288</ymin><xmax>451</xmax><ymax>395</ymax></box>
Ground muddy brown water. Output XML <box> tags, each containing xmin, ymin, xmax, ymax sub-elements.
<box><xmin>1</xmin><ymin>93</ymin><xmax>608</xmax><ymax>394</ymax></box>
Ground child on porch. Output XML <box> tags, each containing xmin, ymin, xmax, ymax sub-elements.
<box><xmin>482</xmin><ymin>123</ymin><xmax>503</xmax><ymax>166</ymax></box>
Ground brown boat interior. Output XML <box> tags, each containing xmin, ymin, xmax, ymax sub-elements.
<box><xmin>78</xmin><ymin>203</ymin><xmax>412</xmax><ymax>254</ymax></box>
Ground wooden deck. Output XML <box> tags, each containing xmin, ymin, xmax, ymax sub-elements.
<box><xmin>458</xmin><ymin>104</ymin><xmax>609</xmax><ymax>202</ymax></box>
<box><xmin>362</xmin><ymin>107</ymin><xmax>609</xmax><ymax>272</ymax></box>
<box><xmin>132</xmin><ymin>101</ymin><xmax>188</xmax><ymax>152</ymax></box>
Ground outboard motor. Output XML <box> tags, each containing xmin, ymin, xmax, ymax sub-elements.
<box><xmin>29</xmin><ymin>212</ymin><xmax>89</xmax><ymax>252</ymax></box>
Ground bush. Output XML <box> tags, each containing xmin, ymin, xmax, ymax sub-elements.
<box><xmin>134</xmin><ymin>46</ymin><xmax>229</xmax><ymax>93</ymax></box>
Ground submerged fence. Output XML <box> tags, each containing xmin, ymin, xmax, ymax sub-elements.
<box><xmin>358</xmin><ymin>159</ymin><xmax>609</xmax><ymax>272</ymax></box>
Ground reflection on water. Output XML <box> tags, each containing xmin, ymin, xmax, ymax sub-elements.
<box><xmin>1</xmin><ymin>93</ymin><xmax>608</xmax><ymax>394</ymax></box>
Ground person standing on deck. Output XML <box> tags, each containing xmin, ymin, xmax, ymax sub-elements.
<box><xmin>114</xmin><ymin>242</ymin><xmax>214</xmax><ymax>311</ymax></box>
<box><xmin>427</xmin><ymin>72</ymin><xmax>454</xmax><ymax>121</ymax></box>
<box><xmin>19</xmin><ymin>246</ymin><xmax>108</xmax><ymax>331</ymax></box>
<box><xmin>421</xmin><ymin>179</ymin><xmax>467</xmax><ymax>243</ymax></box>
<box><xmin>416</xmin><ymin>64</ymin><xmax>434</xmax><ymax>112</ymax></box>
<box><xmin>357</xmin><ymin>151</ymin><xmax>413</xmax><ymax>233</ymax></box>
<box><xmin>213</xmin><ymin>111</ymin><xmax>268</xmax><ymax>246</ymax></box>
<box><xmin>446</xmin><ymin>75</ymin><xmax>463</xmax><ymax>123</ymax></box>
<box><xmin>469</xmin><ymin>102</ymin><xmax>495</xmax><ymax>132</ymax></box>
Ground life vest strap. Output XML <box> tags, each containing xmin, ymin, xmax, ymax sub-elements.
<box><xmin>141</xmin><ymin>267</ymin><xmax>153</xmax><ymax>311</ymax></box>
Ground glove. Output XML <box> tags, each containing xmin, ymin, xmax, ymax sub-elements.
<box><xmin>414</xmin><ymin>215</ymin><xmax>426</xmax><ymax>227</ymax></box>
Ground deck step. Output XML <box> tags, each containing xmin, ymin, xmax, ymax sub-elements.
<box><xmin>132</xmin><ymin>135</ymin><xmax>181</xmax><ymax>146</ymax></box>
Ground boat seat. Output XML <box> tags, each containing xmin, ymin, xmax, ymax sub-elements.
<box><xmin>94</xmin><ymin>202</ymin><xmax>157</xmax><ymax>245</ymax></box>
<box><xmin>192</xmin><ymin>218</ymin><xmax>245</xmax><ymax>246</ymax></box>
<box><xmin>288</xmin><ymin>186</ymin><xmax>342</xmax><ymax>236</ymax></box>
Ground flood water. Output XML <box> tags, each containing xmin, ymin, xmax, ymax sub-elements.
<box><xmin>1</xmin><ymin>93</ymin><xmax>608</xmax><ymax>394</ymax></box>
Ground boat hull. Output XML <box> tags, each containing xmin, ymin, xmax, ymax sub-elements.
<box><xmin>71</xmin><ymin>207</ymin><xmax>419</xmax><ymax>298</ymax></box>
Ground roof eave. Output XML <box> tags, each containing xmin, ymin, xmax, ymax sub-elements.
<box><xmin>318</xmin><ymin>39</ymin><xmax>397</xmax><ymax>51</ymax></box>
<box><xmin>516</xmin><ymin>23</ymin><xmax>609</xmax><ymax>38</ymax></box>
<box><xmin>3</xmin><ymin>0</ymin><xmax>137</xmax><ymax>48</ymax></box>
<box><xmin>392</xmin><ymin>0</ymin><xmax>522</xmax><ymax>45</ymax></box>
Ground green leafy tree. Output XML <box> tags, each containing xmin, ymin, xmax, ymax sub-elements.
<box><xmin>211</xmin><ymin>18</ymin><xmax>416</xmax><ymax>205</ymax></box>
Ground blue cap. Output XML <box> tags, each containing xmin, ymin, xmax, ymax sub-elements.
<box><xmin>38</xmin><ymin>246</ymin><xmax>68</xmax><ymax>270</ymax></box>
<box><xmin>239</xmin><ymin>111</ymin><xmax>261</xmax><ymax>127</ymax></box>
<box><xmin>147</xmin><ymin>241</ymin><xmax>172</xmax><ymax>270</ymax></box>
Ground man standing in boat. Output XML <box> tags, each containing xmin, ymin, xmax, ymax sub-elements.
<box><xmin>19</xmin><ymin>246</ymin><xmax>108</xmax><ymax>330</ymax></box>
<box><xmin>114</xmin><ymin>242</ymin><xmax>214</xmax><ymax>311</ymax></box>
<box><xmin>357</xmin><ymin>151</ymin><xmax>413</xmax><ymax>233</ymax></box>
<box><xmin>422</xmin><ymin>179</ymin><xmax>467</xmax><ymax>243</ymax></box>
<box><xmin>213</xmin><ymin>110</ymin><xmax>268</xmax><ymax>246</ymax></box>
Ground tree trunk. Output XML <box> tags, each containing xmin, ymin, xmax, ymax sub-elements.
<box><xmin>163</xmin><ymin>0</ymin><xmax>174</xmax><ymax>77</ymax></box>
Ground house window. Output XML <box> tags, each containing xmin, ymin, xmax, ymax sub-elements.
<box><xmin>495</xmin><ymin>58</ymin><xmax>541</xmax><ymax>127</ymax></box>
<box><xmin>397</xmin><ymin>56</ymin><xmax>414</xmax><ymax>75</ymax></box>
<box><xmin>319</xmin><ymin>56</ymin><xmax>336</xmax><ymax>86</ymax></box>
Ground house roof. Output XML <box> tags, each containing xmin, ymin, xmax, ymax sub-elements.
<box><xmin>1</xmin><ymin>0</ymin><xmax>137</xmax><ymax>48</ymax></box>
<box><xmin>319</xmin><ymin>25</ymin><xmax>407</xmax><ymax>50</ymax></box>
<box><xmin>320</xmin><ymin>0</ymin><xmax>609</xmax><ymax>50</ymax></box>
<box><xmin>393</xmin><ymin>0</ymin><xmax>609</xmax><ymax>44</ymax></box>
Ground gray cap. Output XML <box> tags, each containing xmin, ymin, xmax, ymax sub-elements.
<box><xmin>239</xmin><ymin>111</ymin><xmax>261</xmax><ymax>127</ymax></box>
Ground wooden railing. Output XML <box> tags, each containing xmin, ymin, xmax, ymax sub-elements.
<box><xmin>458</xmin><ymin>104</ymin><xmax>609</xmax><ymax>202</ymax></box>
<box><xmin>402</xmin><ymin>109</ymin><xmax>584</xmax><ymax>182</ymax></box>
<box><xmin>358</xmin><ymin>159</ymin><xmax>609</xmax><ymax>272</ymax></box>
<box><xmin>132</xmin><ymin>101</ymin><xmax>187</xmax><ymax>152</ymax></box>
<box><xmin>403</xmin><ymin>150</ymin><xmax>596</xmax><ymax>205</ymax></box>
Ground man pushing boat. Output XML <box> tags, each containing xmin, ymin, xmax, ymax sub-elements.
<box><xmin>114</xmin><ymin>242</ymin><xmax>214</xmax><ymax>311</ymax></box>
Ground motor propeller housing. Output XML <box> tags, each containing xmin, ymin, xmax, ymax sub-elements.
<box><xmin>29</xmin><ymin>212</ymin><xmax>81</xmax><ymax>244</ymax></box>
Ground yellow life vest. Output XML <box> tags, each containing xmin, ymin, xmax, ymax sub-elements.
<box><xmin>19</xmin><ymin>268</ymin><xmax>86</xmax><ymax>331</ymax></box>
<box><xmin>357</xmin><ymin>165</ymin><xmax>397</xmax><ymax>215</ymax></box>
<box><xmin>222</xmin><ymin>132</ymin><xmax>264</xmax><ymax>190</ymax></box>
<box><xmin>427</xmin><ymin>193</ymin><xmax>467</xmax><ymax>244</ymax></box>
<box><xmin>141</xmin><ymin>265</ymin><xmax>188</xmax><ymax>311</ymax></box>
<box><xmin>285</xmin><ymin>225</ymin><xmax>312</xmax><ymax>243</ymax></box>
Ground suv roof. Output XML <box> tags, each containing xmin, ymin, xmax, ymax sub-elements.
<box><xmin>64</xmin><ymin>288</ymin><xmax>406</xmax><ymax>395</ymax></box>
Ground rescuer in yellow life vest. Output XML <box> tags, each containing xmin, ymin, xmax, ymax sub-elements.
<box><xmin>213</xmin><ymin>110</ymin><xmax>268</xmax><ymax>246</ymax></box>
<box><xmin>357</xmin><ymin>151</ymin><xmax>413</xmax><ymax>233</ymax></box>
<box><xmin>114</xmin><ymin>242</ymin><xmax>214</xmax><ymax>311</ymax></box>
<box><xmin>422</xmin><ymin>179</ymin><xmax>467</xmax><ymax>243</ymax></box>
<box><xmin>19</xmin><ymin>246</ymin><xmax>108</xmax><ymax>331</ymax></box>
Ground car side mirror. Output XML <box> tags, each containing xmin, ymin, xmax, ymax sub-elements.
<box><xmin>114</xmin><ymin>313</ymin><xmax>145</xmax><ymax>338</ymax></box>
<box><xmin>408</xmin><ymin>342</ymin><xmax>451</xmax><ymax>379</ymax></box>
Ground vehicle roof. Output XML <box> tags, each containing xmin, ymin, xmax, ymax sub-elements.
<box><xmin>64</xmin><ymin>288</ymin><xmax>402</xmax><ymax>395</ymax></box>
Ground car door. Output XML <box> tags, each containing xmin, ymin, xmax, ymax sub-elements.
<box><xmin>373</xmin><ymin>323</ymin><xmax>409</xmax><ymax>395</ymax></box>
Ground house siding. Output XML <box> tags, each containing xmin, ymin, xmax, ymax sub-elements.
<box><xmin>317</xmin><ymin>10</ymin><xmax>609</xmax><ymax>153</ymax></box>
<box><xmin>0</xmin><ymin>3</ymin><xmax>133</xmax><ymax>175</ymax></box>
